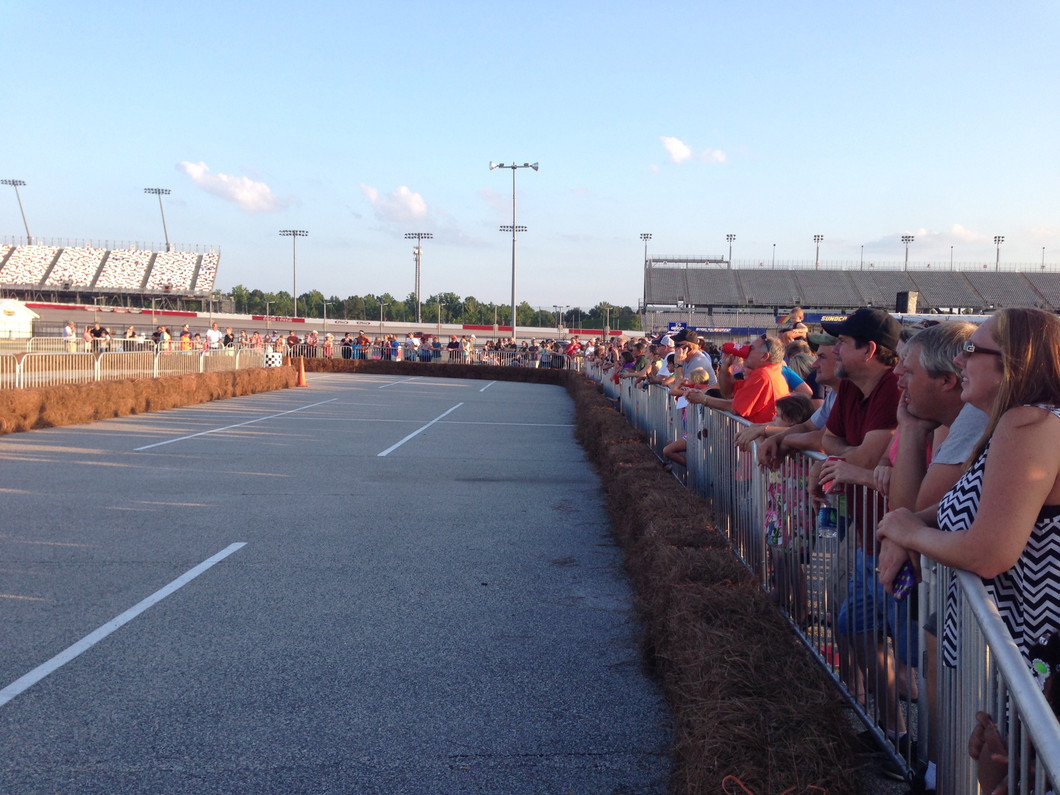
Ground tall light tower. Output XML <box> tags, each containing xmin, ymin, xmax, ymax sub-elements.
<box><xmin>2</xmin><ymin>179</ymin><xmax>32</xmax><ymax>244</ymax></box>
<box><xmin>490</xmin><ymin>161</ymin><xmax>538</xmax><ymax>343</ymax></box>
<box><xmin>279</xmin><ymin>229</ymin><xmax>308</xmax><ymax>318</ymax></box>
<box><xmin>994</xmin><ymin>235</ymin><xmax>1005</xmax><ymax>272</ymax></box>
<box><xmin>726</xmin><ymin>234</ymin><xmax>735</xmax><ymax>269</ymax></box>
<box><xmin>144</xmin><ymin>188</ymin><xmax>172</xmax><ymax>252</ymax></box>
<box><xmin>405</xmin><ymin>232</ymin><xmax>433</xmax><ymax>324</ymax></box>
<box><xmin>901</xmin><ymin>235</ymin><xmax>915</xmax><ymax>271</ymax></box>
<box><xmin>813</xmin><ymin>234</ymin><xmax>824</xmax><ymax>269</ymax></box>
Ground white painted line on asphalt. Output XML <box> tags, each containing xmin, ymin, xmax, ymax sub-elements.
<box><xmin>0</xmin><ymin>543</ymin><xmax>247</xmax><ymax>709</ymax></box>
<box><xmin>133</xmin><ymin>399</ymin><xmax>338</xmax><ymax>451</ymax></box>
<box><xmin>377</xmin><ymin>403</ymin><xmax>464</xmax><ymax>457</ymax></box>
<box><xmin>378</xmin><ymin>377</ymin><xmax>420</xmax><ymax>389</ymax></box>
<box><xmin>479</xmin><ymin>381</ymin><xmax>495</xmax><ymax>392</ymax></box>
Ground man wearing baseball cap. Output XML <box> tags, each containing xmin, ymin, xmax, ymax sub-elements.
<box><xmin>671</xmin><ymin>329</ymin><xmax>719</xmax><ymax>389</ymax></box>
<box><xmin>817</xmin><ymin>307</ymin><xmax>908</xmax><ymax>744</ymax></box>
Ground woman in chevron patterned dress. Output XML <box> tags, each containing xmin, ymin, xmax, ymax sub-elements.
<box><xmin>877</xmin><ymin>308</ymin><xmax>1060</xmax><ymax>668</ymax></box>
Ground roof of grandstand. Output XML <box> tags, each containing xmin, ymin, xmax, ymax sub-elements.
<box><xmin>643</xmin><ymin>258</ymin><xmax>1060</xmax><ymax>314</ymax></box>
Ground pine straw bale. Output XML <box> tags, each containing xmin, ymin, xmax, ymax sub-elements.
<box><xmin>659</xmin><ymin>582</ymin><xmax>857</xmax><ymax>794</ymax></box>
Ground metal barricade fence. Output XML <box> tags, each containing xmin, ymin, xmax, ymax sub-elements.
<box><xmin>203</xmin><ymin>348</ymin><xmax>239</xmax><ymax>372</ymax></box>
<box><xmin>0</xmin><ymin>354</ymin><xmax>17</xmax><ymax>390</ymax></box>
<box><xmin>157</xmin><ymin>351</ymin><xmax>204</xmax><ymax>377</ymax></box>
<box><xmin>584</xmin><ymin>368</ymin><xmax>1060</xmax><ymax>787</ymax></box>
<box><xmin>98</xmin><ymin>351</ymin><xmax>157</xmax><ymax>382</ymax></box>
<box><xmin>20</xmin><ymin>352</ymin><xmax>97</xmax><ymax>388</ymax></box>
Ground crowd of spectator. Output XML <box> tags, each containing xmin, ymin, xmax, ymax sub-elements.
<box><xmin>593</xmin><ymin>305</ymin><xmax>1060</xmax><ymax>792</ymax></box>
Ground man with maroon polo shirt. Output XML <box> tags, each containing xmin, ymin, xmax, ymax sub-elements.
<box><xmin>817</xmin><ymin>306</ymin><xmax>908</xmax><ymax>752</ymax></box>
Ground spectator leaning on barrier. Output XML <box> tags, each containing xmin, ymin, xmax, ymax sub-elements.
<box><xmin>815</xmin><ymin>307</ymin><xmax>908</xmax><ymax>747</ymax></box>
<box><xmin>875</xmin><ymin>320</ymin><xmax>985</xmax><ymax>794</ymax></box>
<box><xmin>686</xmin><ymin>335</ymin><xmax>790</xmax><ymax>423</ymax></box>
<box><xmin>740</xmin><ymin>332</ymin><xmax>841</xmax><ymax>457</ymax></box>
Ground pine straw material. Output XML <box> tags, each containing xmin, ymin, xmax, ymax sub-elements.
<box><xmin>563</xmin><ymin>373</ymin><xmax>861</xmax><ymax>794</ymax></box>
<box><xmin>0</xmin><ymin>367</ymin><xmax>296</xmax><ymax>436</ymax></box>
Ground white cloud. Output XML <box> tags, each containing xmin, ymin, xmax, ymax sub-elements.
<box><xmin>177</xmin><ymin>161</ymin><xmax>281</xmax><ymax>212</ymax></box>
<box><xmin>361</xmin><ymin>184</ymin><xmax>428</xmax><ymax>224</ymax></box>
<box><xmin>660</xmin><ymin>137</ymin><xmax>728</xmax><ymax>165</ymax></box>
<box><xmin>661</xmin><ymin>136</ymin><xmax>692</xmax><ymax>163</ymax></box>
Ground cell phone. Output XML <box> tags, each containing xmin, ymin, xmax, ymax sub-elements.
<box><xmin>892</xmin><ymin>561</ymin><xmax>916</xmax><ymax>602</ymax></box>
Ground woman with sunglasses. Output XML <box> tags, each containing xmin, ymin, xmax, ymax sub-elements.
<box><xmin>877</xmin><ymin>307</ymin><xmax>1060</xmax><ymax>670</ymax></box>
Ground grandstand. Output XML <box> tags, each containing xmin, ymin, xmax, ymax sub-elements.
<box><xmin>0</xmin><ymin>240</ymin><xmax>220</xmax><ymax>310</ymax></box>
<box><xmin>642</xmin><ymin>257</ymin><xmax>1060</xmax><ymax>330</ymax></box>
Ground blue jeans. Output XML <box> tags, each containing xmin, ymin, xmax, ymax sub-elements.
<box><xmin>837</xmin><ymin>547</ymin><xmax>918</xmax><ymax>665</ymax></box>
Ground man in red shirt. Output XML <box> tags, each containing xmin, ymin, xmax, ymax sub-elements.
<box><xmin>687</xmin><ymin>335</ymin><xmax>789</xmax><ymax>422</ymax></box>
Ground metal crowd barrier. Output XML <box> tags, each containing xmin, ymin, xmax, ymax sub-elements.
<box><xmin>585</xmin><ymin>364</ymin><xmax>1060</xmax><ymax>789</ymax></box>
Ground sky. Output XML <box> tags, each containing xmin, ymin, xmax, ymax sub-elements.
<box><xmin>2</xmin><ymin>0</ymin><xmax>1058</xmax><ymax>311</ymax></box>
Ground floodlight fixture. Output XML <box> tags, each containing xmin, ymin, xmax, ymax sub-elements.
<box><xmin>144</xmin><ymin>188</ymin><xmax>173</xmax><ymax>251</ymax></box>
<box><xmin>490</xmin><ymin>160</ymin><xmax>538</xmax><ymax>342</ymax></box>
<box><xmin>406</xmin><ymin>232</ymin><xmax>433</xmax><ymax>323</ymax></box>
<box><xmin>279</xmin><ymin>229</ymin><xmax>308</xmax><ymax>318</ymax></box>
<box><xmin>3</xmin><ymin>179</ymin><xmax>32</xmax><ymax>244</ymax></box>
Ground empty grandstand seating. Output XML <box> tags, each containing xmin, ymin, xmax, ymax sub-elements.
<box><xmin>863</xmin><ymin>271</ymin><xmax>918</xmax><ymax>310</ymax></box>
<box><xmin>685</xmin><ymin>268</ymin><xmax>743</xmax><ymax>305</ymax></box>
<box><xmin>94</xmin><ymin>249</ymin><xmax>154</xmax><ymax>290</ymax></box>
<box><xmin>645</xmin><ymin>267</ymin><xmax>689</xmax><ymax>304</ymax></box>
<box><xmin>1022</xmin><ymin>272</ymin><xmax>1060</xmax><ymax>310</ymax></box>
<box><xmin>906</xmin><ymin>271</ymin><xmax>984</xmax><ymax>310</ymax></box>
<box><xmin>0</xmin><ymin>245</ymin><xmax>60</xmax><ymax>286</ymax></box>
<box><xmin>146</xmin><ymin>251</ymin><xmax>199</xmax><ymax>291</ymax></box>
<box><xmin>960</xmin><ymin>272</ymin><xmax>1040</xmax><ymax>309</ymax></box>
<box><xmin>792</xmin><ymin>270</ymin><xmax>862</xmax><ymax>308</ymax></box>
<box><xmin>45</xmin><ymin>246</ymin><xmax>106</xmax><ymax>287</ymax></box>
<box><xmin>736</xmin><ymin>270</ymin><xmax>802</xmax><ymax>307</ymax></box>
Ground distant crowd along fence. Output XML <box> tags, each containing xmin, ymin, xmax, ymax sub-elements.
<box><xmin>587</xmin><ymin>365</ymin><xmax>1060</xmax><ymax>794</ymax></box>
<box><xmin>0</xmin><ymin>338</ymin><xmax>580</xmax><ymax>389</ymax></box>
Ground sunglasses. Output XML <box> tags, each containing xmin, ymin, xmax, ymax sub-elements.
<box><xmin>962</xmin><ymin>340</ymin><xmax>1003</xmax><ymax>357</ymax></box>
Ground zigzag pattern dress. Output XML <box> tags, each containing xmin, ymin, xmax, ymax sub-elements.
<box><xmin>939</xmin><ymin>405</ymin><xmax>1060</xmax><ymax>668</ymax></box>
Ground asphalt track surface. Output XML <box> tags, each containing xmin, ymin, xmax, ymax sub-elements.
<box><xmin>0</xmin><ymin>373</ymin><xmax>671</xmax><ymax>794</ymax></box>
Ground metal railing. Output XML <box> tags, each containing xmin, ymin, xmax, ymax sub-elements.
<box><xmin>588</xmin><ymin>364</ymin><xmax>1060</xmax><ymax>788</ymax></box>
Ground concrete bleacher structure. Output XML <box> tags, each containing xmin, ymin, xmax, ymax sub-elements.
<box><xmin>0</xmin><ymin>243</ymin><xmax>219</xmax><ymax>295</ymax></box>
<box><xmin>643</xmin><ymin>262</ymin><xmax>1060</xmax><ymax>315</ymax></box>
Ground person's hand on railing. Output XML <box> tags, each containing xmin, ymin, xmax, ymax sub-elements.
<box><xmin>968</xmin><ymin>711</ymin><xmax>1010</xmax><ymax>795</ymax></box>
<box><xmin>808</xmin><ymin>460</ymin><xmax>827</xmax><ymax>508</ymax></box>
<box><xmin>684</xmin><ymin>388</ymin><xmax>708</xmax><ymax>405</ymax></box>
<box><xmin>734</xmin><ymin>423</ymin><xmax>771</xmax><ymax>452</ymax></box>
<box><xmin>876</xmin><ymin>537</ymin><xmax>921</xmax><ymax>595</ymax></box>
<box><xmin>756</xmin><ymin>434</ymin><xmax>787</xmax><ymax>470</ymax></box>
<box><xmin>873</xmin><ymin>463</ymin><xmax>893</xmax><ymax>495</ymax></box>
<box><xmin>819</xmin><ymin>456</ymin><xmax>876</xmax><ymax>490</ymax></box>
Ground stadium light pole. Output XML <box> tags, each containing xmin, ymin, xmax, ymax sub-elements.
<box><xmin>405</xmin><ymin>232</ymin><xmax>433</xmax><ymax>324</ymax></box>
<box><xmin>813</xmin><ymin>235</ymin><xmax>823</xmax><ymax>269</ymax></box>
<box><xmin>279</xmin><ymin>230</ymin><xmax>308</xmax><ymax>318</ymax></box>
<box><xmin>144</xmin><ymin>188</ymin><xmax>172</xmax><ymax>252</ymax></box>
<box><xmin>902</xmin><ymin>235</ymin><xmax>914</xmax><ymax>271</ymax></box>
<box><xmin>491</xmin><ymin>161</ymin><xmax>538</xmax><ymax>343</ymax></box>
<box><xmin>2</xmin><ymin>179</ymin><xmax>32</xmax><ymax>244</ymax></box>
<box><xmin>322</xmin><ymin>301</ymin><xmax>331</xmax><ymax>338</ymax></box>
<box><xmin>994</xmin><ymin>235</ymin><xmax>1004</xmax><ymax>272</ymax></box>
<box><xmin>726</xmin><ymin>234</ymin><xmax>735</xmax><ymax>269</ymax></box>
<box><xmin>772</xmin><ymin>243</ymin><xmax>776</xmax><ymax>269</ymax></box>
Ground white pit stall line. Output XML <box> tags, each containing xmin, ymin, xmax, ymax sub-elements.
<box><xmin>134</xmin><ymin>398</ymin><xmax>338</xmax><ymax>451</ymax></box>
<box><xmin>378</xmin><ymin>377</ymin><xmax>420</xmax><ymax>389</ymax></box>
<box><xmin>378</xmin><ymin>403</ymin><xmax>464</xmax><ymax>457</ymax></box>
<box><xmin>479</xmin><ymin>381</ymin><xmax>496</xmax><ymax>392</ymax></box>
<box><xmin>0</xmin><ymin>542</ymin><xmax>246</xmax><ymax>708</ymax></box>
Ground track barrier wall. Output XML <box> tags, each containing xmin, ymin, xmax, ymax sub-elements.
<box><xmin>590</xmin><ymin>364</ymin><xmax>1060</xmax><ymax>791</ymax></box>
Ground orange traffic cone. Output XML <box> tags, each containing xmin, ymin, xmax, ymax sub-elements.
<box><xmin>296</xmin><ymin>357</ymin><xmax>308</xmax><ymax>387</ymax></box>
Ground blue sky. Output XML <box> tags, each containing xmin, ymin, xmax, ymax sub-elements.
<box><xmin>2</xmin><ymin>0</ymin><xmax>1057</xmax><ymax>310</ymax></box>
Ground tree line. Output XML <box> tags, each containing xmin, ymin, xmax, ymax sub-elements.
<box><xmin>225</xmin><ymin>286</ymin><xmax>642</xmax><ymax>330</ymax></box>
